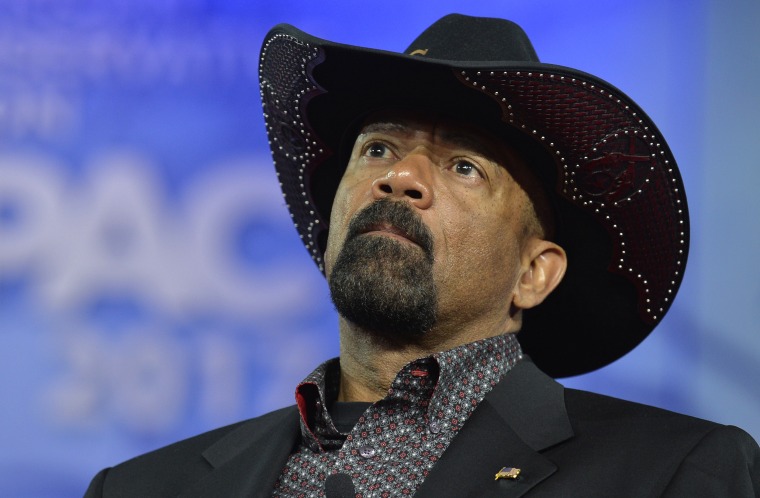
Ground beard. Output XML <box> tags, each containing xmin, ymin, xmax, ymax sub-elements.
<box><xmin>328</xmin><ymin>199</ymin><xmax>437</xmax><ymax>341</ymax></box>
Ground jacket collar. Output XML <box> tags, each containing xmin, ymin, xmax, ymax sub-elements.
<box><xmin>486</xmin><ymin>357</ymin><xmax>575</xmax><ymax>451</ymax></box>
<box><xmin>182</xmin><ymin>358</ymin><xmax>572</xmax><ymax>497</ymax></box>
<box><xmin>414</xmin><ymin>359</ymin><xmax>574</xmax><ymax>497</ymax></box>
<box><xmin>180</xmin><ymin>405</ymin><xmax>301</xmax><ymax>498</ymax></box>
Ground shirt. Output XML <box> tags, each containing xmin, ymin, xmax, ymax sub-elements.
<box><xmin>271</xmin><ymin>333</ymin><xmax>523</xmax><ymax>497</ymax></box>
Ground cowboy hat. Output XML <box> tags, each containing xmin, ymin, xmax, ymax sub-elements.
<box><xmin>258</xmin><ymin>13</ymin><xmax>689</xmax><ymax>377</ymax></box>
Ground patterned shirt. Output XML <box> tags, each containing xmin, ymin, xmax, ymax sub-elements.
<box><xmin>271</xmin><ymin>333</ymin><xmax>523</xmax><ymax>497</ymax></box>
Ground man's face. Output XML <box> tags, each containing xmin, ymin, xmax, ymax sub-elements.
<box><xmin>325</xmin><ymin>112</ymin><xmax>542</xmax><ymax>344</ymax></box>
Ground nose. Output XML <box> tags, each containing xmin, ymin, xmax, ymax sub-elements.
<box><xmin>371</xmin><ymin>154</ymin><xmax>433</xmax><ymax>209</ymax></box>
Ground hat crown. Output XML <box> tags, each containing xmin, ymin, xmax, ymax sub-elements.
<box><xmin>404</xmin><ymin>14</ymin><xmax>540</xmax><ymax>63</ymax></box>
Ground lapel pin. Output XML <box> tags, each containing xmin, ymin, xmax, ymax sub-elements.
<box><xmin>495</xmin><ymin>467</ymin><xmax>521</xmax><ymax>480</ymax></box>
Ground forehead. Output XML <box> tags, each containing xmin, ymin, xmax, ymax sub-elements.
<box><xmin>356</xmin><ymin>110</ymin><xmax>516</xmax><ymax>160</ymax></box>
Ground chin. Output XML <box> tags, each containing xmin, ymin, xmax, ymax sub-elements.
<box><xmin>329</xmin><ymin>235</ymin><xmax>437</xmax><ymax>340</ymax></box>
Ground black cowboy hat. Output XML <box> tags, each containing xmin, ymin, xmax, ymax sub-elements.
<box><xmin>258</xmin><ymin>13</ymin><xmax>689</xmax><ymax>377</ymax></box>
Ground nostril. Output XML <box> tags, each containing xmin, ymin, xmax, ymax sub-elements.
<box><xmin>405</xmin><ymin>189</ymin><xmax>422</xmax><ymax>199</ymax></box>
<box><xmin>380</xmin><ymin>184</ymin><xmax>392</xmax><ymax>194</ymax></box>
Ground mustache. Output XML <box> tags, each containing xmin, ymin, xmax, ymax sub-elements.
<box><xmin>345</xmin><ymin>199</ymin><xmax>434</xmax><ymax>260</ymax></box>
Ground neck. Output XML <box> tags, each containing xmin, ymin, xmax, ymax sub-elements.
<box><xmin>336</xmin><ymin>315</ymin><xmax>521</xmax><ymax>402</ymax></box>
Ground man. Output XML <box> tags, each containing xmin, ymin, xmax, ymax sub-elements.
<box><xmin>85</xmin><ymin>14</ymin><xmax>759</xmax><ymax>497</ymax></box>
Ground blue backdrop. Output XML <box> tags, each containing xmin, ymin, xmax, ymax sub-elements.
<box><xmin>1</xmin><ymin>0</ymin><xmax>758</xmax><ymax>496</ymax></box>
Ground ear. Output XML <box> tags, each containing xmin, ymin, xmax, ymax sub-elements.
<box><xmin>512</xmin><ymin>239</ymin><xmax>567</xmax><ymax>311</ymax></box>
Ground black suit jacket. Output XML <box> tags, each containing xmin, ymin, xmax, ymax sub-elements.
<box><xmin>84</xmin><ymin>360</ymin><xmax>760</xmax><ymax>497</ymax></box>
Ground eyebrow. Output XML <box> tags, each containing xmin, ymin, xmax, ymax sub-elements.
<box><xmin>438</xmin><ymin>130</ymin><xmax>500</xmax><ymax>159</ymax></box>
<box><xmin>358</xmin><ymin>121</ymin><xmax>410</xmax><ymax>136</ymax></box>
<box><xmin>359</xmin><ymin>121</ymin><xmax>501</xmax><ymax>160</ymax></box>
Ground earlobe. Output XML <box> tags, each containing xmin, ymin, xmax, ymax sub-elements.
<box><xmin>513</xmin><ymin>240</ymin><xmax>567</xmax><ymax>311</ymax></box>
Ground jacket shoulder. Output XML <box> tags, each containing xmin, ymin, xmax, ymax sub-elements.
<box><xmin>662</xmin><ymin>423</ymin><xmax>760</xmax><ymax>496</ymax></box>
<box><xmin>85</xmin><ymin>405</ymin><xmax>298</xmax><ymax>498</ymax></box>
<box><xmin>551</xmin><ymin>388</ymin><xmax>760</xmax><ymax>496</ymax></box>
<box><xmin>564</xmin><ymin>387</ymin><xmax>723</xmax><ymax>432</ymax></box>
<box><xmin>562</xmin><ymin>387</ymin><xmax>729</xmax><ymax>447</ymax></box>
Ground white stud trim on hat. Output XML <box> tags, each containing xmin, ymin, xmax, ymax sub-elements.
<box><xmin>458</xmin><ymin>69</ymin><xmax>687</xmax><ymax>324</ymax></box>
<box><xmin>260</xmin><ymin>34</ymin><xmax>328</xmax><ymax>271</ymax></box>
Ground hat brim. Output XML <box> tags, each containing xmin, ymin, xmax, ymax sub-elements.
<box><xmin>259</xmin><ymin>24</ymin><xmax>689</xmax><ymax>377</ymax></box>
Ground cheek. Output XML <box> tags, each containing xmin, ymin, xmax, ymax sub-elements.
<box><xmin>435</xmin><ymin>203</ymin><xmax>491</xmax><ymax>269</ymax></box>
<box><xmin>323</xmin><ymin>193</ymin><xmax>349</xmax><ymax>273</ymax></box>
<box><xmin>323</xmin><ymin>176</ymin><xmax>369</xmax><ymax>273</ymax></box>
<box><xmin>436</xmin><ymin>197</ymin><xmax>520</xmax><ymax>277</ymax></box>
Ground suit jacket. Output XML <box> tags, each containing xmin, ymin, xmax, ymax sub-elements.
<box><xmin>84</xmin><ymin>360</ymin><xmax>760</xmax><ymax>497</ymax></box>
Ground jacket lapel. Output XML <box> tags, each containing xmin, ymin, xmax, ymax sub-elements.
<box><xmin>415</xmin><ymin>360</ymin><xmax>574</xmax><ymax>497</ymax></box>
<box><xmin>180</xmin><ymin>406</ymin><xmax>301</xmax><ymax>498</ymax></box>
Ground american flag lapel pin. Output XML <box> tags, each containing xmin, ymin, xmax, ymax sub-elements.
<box><xmin>494</xmin><ymin>467</ymin><xmax>521</xmax><ymax>480</ymax></box>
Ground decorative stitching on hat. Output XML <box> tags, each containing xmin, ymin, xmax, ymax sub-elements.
<box><xmin>260</xmin><ymin>33</ymin><xmax>330</xmax><ymax>272</ymax></box>
<box><xmin>457</xmin><ymin>68</ymin><xmax>687</xmax><ymax>324</ymax></box>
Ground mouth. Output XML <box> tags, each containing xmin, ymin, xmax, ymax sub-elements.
<box><xmin>359</xmin><ymin>222</ymin><xmax>420</xmax><ymax>246</ymax></box>
<box><xmin>344</xmin><ymin>199</ymin><xmax>434</xmax><ymax>261</ymax></box>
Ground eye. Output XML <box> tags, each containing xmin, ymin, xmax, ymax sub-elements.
<box><xmin>364</xmin><ymin>141</ymin><xmax>390</xmax><ymax>158</ymax></box>
<box><xmin>453</xmin><ymin>160</ymin><xmax>482</xmax><ymax>178</ymax></box>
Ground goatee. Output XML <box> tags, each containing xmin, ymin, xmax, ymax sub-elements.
<box><xmin>328</xmin><ymin>199</ymin><xmax>437</xmax><ymax>341</ymax></box>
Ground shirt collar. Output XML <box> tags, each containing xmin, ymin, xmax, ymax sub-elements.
<box><xmin>294</xmin><ymin>333</ymin><xmax>523</xmax><ymax>452</ymax></box>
